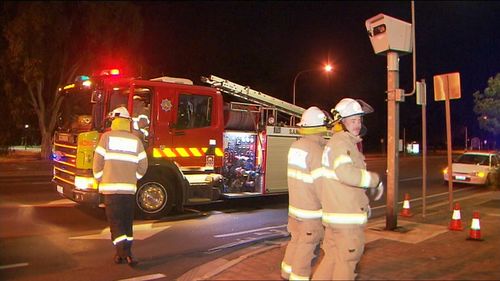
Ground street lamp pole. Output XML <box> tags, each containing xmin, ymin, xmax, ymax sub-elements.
<box><xmin>292</xmin><ymin>69</ymin><xmax>315</xmax><ymax>106</ymax></box>
<box><xmin>292</xmin><ymin>64</ymin><xmax>333</xmax><ymax>106</ymax></box>
<box><xmin>291</xmin><ymin>65</ymin><xmax>332</xmax><ymax>125</ymax></box>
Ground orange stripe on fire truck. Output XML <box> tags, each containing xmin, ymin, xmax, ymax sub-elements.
<box><xmin>153</xmin><ymin>147</ymin><xmax>223</xmax><ymax>158</ymax></box>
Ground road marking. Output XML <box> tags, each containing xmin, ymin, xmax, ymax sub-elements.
<box><xmin>117</xmin><ymin>273</ymin><xmax>167</xmax><ymax>281</ymax></box>
<box><xmin>370</xmin><ymin>188</ymin><xmax>488</xmax><ymax>211</ymax></box>
<box><xmin>18</xmin><ymin>199</ymin><xmax>77</xmax><ymax>208</ymax></box>
<box><xmin>400</xmin><ymin>176</ymin><xmax>422</xmax><ymax>182</ymax></box>
<box><xmin>214</xmin><ymin>224</ymin><xmax>287</xmax><ymax>238</ymax></box>
<box><xmin>208</xmin><ymin>229</ymin><xmax>289</xmax><ymax>253</ymax></box>
<box><xmin>69</xmin><ymin>224</ymin><xmax>171</xmax><ymax>241</ymax></box>
<box><xmin>0</xmin><ymin>262</ymin><xmax>29</xmax><ymax>270</ymax></box>
<box><xmin>46</xmin><ymin>199</ymin><xmax>78</xmax><ymax>206</ymax></box>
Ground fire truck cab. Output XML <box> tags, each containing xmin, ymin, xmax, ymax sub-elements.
<box><xmin>53</xmin><ymin>70</ymin><xmax>306</xmax><ymax>219</ymax></box>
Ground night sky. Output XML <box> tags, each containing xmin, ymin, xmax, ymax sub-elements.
<box><xmin>139</xmin><ymin>2</ymin><xmax>499</xmax><ymax>151</ymax></box>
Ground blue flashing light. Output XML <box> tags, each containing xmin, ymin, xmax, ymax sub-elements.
<box><xmin>75</xmin><ymin>75</ymin><xmax>90</xmax><ymax>82</ymax></box>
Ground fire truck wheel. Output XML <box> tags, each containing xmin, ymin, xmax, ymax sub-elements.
<box><xmin>135</xmin><ymin>176</ymin><xmax>174</xmax><ymax>219</ymax></box>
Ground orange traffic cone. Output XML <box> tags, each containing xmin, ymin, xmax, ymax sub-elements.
<box><xmin>399</xmin><ymin>193</ymin><xmax>413</xmax><ymax>217</ymax></box>
<box><xmin>467</xmin><ymin>211</ymin><xmax>483</xmax><ymax>241</ymax></box>
<box><xmin>449</xmin><ymin>202</ymin><xmax>463</xmax><ymax>231</ymax></box>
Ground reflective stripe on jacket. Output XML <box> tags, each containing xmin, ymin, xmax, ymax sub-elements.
<box><xmin>93</xmin><ymin>128</ymin><xmax>148</xmax><ymax>195</ymax></box>
<box><xmin>320</xmin><ymin>131</ymin><xmax>379</xmax><ymax>227</ymax></box>
<box><xmin>287</xmin><ymin>134</ymin><xmax>326</xmax><ymax>221</ymax></box>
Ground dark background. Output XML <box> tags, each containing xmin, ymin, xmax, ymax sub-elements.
<box><xmin>135</xmin><ymin>1</ymin><xmax>499</xmax><ymax>152</ymax></box>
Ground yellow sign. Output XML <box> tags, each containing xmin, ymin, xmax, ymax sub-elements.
<box><xmin>433</xmin><ymin>72</ymin><xmax>461</xmax><ymax>101</ymax></box>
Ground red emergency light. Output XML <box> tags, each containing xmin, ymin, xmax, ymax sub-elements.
<box><xmin>98</xmin><ymin>68</ymin><xmax>121</xmax><ymax>76</ymax></box>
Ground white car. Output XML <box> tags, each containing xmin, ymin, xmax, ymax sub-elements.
<box><xmin>443</xmin><ymin>151</ymin><xmax>499</xmax><ymax>186</ymax></box>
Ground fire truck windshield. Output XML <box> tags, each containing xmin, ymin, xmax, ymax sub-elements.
<box><xmin>57</xmin><ymin>90</ymin><xmax>94</xmax><ymax>132</ymax></box>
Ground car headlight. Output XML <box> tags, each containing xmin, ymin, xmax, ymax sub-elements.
<box><xmin>475</xmin><ymin>171</ymin><xmax>486</xmax><ymax>178</ymax></box>
<box><xmin>75</xmin><ymin>176</ymin><xmax>98</xmax><ymax>190</ymax></box>
<box><xmin>443</xmin><ymin>168</ymin><xmax>448</xmax><ymax>174</ymax></box>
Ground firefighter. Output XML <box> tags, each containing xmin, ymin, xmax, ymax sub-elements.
<box><xmin>281</xmin><ymin>106</ymin><xmax>329</xmax><ymax>280</ymax></box>
<box><xmin>131</xmin><ymin>95</ymin><xmax>151</xmax><ymax>141</ymax></box>
<box><xmin>312</xmin><ymin>98</ymin><xmax>383</xmax><ymax>280</ymax></box>
<box><xmin>93</xmin><ymin>106</ymin><xmax>148</xmax><ymax>266</ymax></box>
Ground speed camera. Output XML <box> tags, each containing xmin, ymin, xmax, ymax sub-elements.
<box><xmin>365</xmin><ymin>13</ymin><xmax>412</xmax><ymax>55</ymax></box>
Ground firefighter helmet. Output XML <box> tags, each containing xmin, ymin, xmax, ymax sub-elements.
<box><xmin>331</xmin><ymin>98</ymin><xmax>373</xmax><ymax>122</ymax></box>
<box><xmin>109</xmin><ymin>106</ymin><xmax>130</xmax><ymax>119</ymax></box>
<box><xmin>297</xmin><ymin>106</ymin><xmax>327</xmax><ymax>127</ymax></box>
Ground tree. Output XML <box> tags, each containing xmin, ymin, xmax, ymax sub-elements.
<box><xmin>473</xmin><ymin>73</ymin><xmax>500</xmax><ymax>136</ymax></box>
<box><xmin>1</xmin><ymin>2</ymin><xmax>143</xmax><ymax>159</ymax></box>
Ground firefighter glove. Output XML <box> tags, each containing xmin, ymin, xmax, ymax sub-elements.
<box><xmin>371</xmin><ymin>182</ymin><xmax>384</xmax><ymax>201</ymax></box>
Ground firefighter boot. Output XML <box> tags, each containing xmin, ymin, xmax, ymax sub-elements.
<box><xmin>114</xmin><ymin>254</ymin><xmax>124</xmax><ymax>264</ymax></box>
<box><xmin>124</xmin><ymin>241</ymin><xmax>138</xmax><ymax>266</ymax></box>
<box><xmin>125</xmin><ymin>256</ymin><xmax>138</xmax><ymax>267</ymax></box>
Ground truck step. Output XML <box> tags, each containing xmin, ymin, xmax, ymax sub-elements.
<box><xmin>187</xmin><ymin>197</ymin><xmax>212</xmax><ymax>204</ymax></box>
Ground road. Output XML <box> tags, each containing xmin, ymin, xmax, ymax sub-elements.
<box><xmin>0</xmin><ymin>155</ymin><xmax>486</xmax><ymax>280</ymax></box>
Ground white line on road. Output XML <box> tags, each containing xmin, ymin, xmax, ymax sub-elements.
<box><xmin>370</xmin><ymin>188</ymin><xmax>486</xmax><ymax>211</ymax></box>
<box><xmin>18</xmin><ymin>199</ymin><xmax>77</xmax><ymax>208</ymax></box>
<box><xmin>214</xmin><ymin>224</ymin><xmax>287</xmax><ymax>238</ymax></box>
<box><xmin>117</xmin><ymin>273</ymin><xmax>167</xmax><ymax>281</ymax></box>
<box><xmin>70</xmin><ymin>224</ymin><xmax>171</xmax><ymax>241</ymax></box>
<box><xmin>0</xmin><ymin>262</ymin><xmax>29</xmax><ymax>270</ymax></box>
<box><xmin>400</xmin><ymin>176</ymin><xmax>422</xmax><ymax>182</ymax></box>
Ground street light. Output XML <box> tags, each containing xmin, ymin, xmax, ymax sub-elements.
<box><xmin>292</xmin><ymin>64</ymin><xmax>333</xmax><ymax>106</ymax></box>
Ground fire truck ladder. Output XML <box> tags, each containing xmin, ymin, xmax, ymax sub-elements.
<box><xmin>201</xmin><ymin>75</ymin><xmax>305</xmax><ymax>118</ymax></box>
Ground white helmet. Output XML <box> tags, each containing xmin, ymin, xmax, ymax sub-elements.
<box><xmin>332</xmin><ymin>98</ymin><xmax>373</xmax><ymax>120</ymax></box>
<box><xmin>109</xmin><ymin>106</ymin><xmax>130</xmax><ymax>118</ymax></box>
<box><xmin>297</xmin><ymin>106</ymin><xmax>327</xmax><ymax>127</ymax></box>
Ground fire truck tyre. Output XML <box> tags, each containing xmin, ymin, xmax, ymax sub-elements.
<box><xmin>135</xmin><ymin>176</ymin><xmax>174</xmax><ymax>219</ymax></box>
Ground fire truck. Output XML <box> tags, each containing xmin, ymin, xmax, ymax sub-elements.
<box><xmin>53</xmin><ymin>69</ymin><xmax>307</xmax><ymax>218</ymax></box>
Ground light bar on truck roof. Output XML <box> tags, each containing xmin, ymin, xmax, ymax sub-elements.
<box><xmin>98</xmin><ymin>68</ymin><xmax>121</xmax><ymax>76</ymax></box>
<box><xmin>75</xmin><ymin>75</ymin><xmax>90</xmax><ymax>81</ymax></box>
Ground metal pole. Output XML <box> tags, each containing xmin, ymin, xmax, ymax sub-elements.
<box><xmin>445</xmin><ymin>89</ymin><xmax>453</xmax><ymax>211</ymax></box>
<box><xmin>465</xmin><ymin>126</ymin><xmax>468</xmax><ymax>151</ymax></box>
<box><xmin>291</xmin><ymin>74</ymin><xmax>298</xmax><ymax>126</ymax></box>
<box><xmin>292</xmin><ymin>69</ymin><xmax>311</xmax><ymax>125</ymax></box>
<box><xmin>386</xmin><ymin>51</ymin><xmax>400</xmax><ymax>230</ymax></box>
<box><xmin>292</xmin><ymin>76</ymin><xmax>297</xmax><ymax>106</ymax></box>
<box><xmin>403</xmin><ymin>127</ymin><xmax>406</xmax><ymax>157</ymax></box>
<box><xmin>421</xmin><ymin>79</ymin><xmax>427</xmax><ymax>218</ymax></box>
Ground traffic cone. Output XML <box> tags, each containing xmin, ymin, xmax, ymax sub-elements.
<box><xmin>466</xmin><ymin>211</ymin><xmax>483</xmax><ymax>241</ymax></box>
<box><xmin>399</xmin><ymin>193</ymin><xmax>413</xmax><ymax>217</ymax></box>
<box><xmin>449</xmin><ymin>202</ymin><xmax>463</xmax><ymax>231</ymax></box>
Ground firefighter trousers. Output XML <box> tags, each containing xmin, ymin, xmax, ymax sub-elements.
<box><xmin>312</xmin><ymin>226</ymin><xmax>365</xmax><ymax>280</ymax></box>
<box><xmin>104</xmin><ymin>194</ymin><xmax>135</xmax><ymax>258</ymax></box>
<box><xmin>282</xmin><ymin>217</ymin><xmax>324</xmax><ymax>280</ymax></box>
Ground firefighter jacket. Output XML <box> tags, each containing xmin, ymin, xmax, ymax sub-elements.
<box><xmin>287</xmin><ymin>134</ymin><xmax>326</xmax><ymax>221</ymax></box>
<box><xmin>320</xmin><ymin>131</ymin><xmax>380</xmax><ymax>228</ymax></box>
<box><xmin>93</xmin><ymin>118</ymin><xmax>148</xmax><ymax>195</ymax></box>
<box><xmin>132</xmin><ymin>100</ymin><xmax>151</xmax><ymax>139</ymax></box>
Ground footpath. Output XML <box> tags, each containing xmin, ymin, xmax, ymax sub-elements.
<box><xmin>2</xmin><ymin>148</ymin><xmax>500</xmax><ymax>280</ymax></box>
<box><xmin>0</xmin><ymin>147</ymin><xmax>52</xmax><ymax>178</ymax></box>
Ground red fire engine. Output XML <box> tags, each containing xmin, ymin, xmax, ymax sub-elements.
<box><xmin>53</xmin><ymin>70</ymin><xmax>306</xmax><ymax>218</ymax></box>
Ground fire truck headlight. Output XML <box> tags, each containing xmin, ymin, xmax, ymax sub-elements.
<box><xmin>75</xmin><ymin>176</ymin><xmax>97</xmax><ymax>190</ymax></box>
